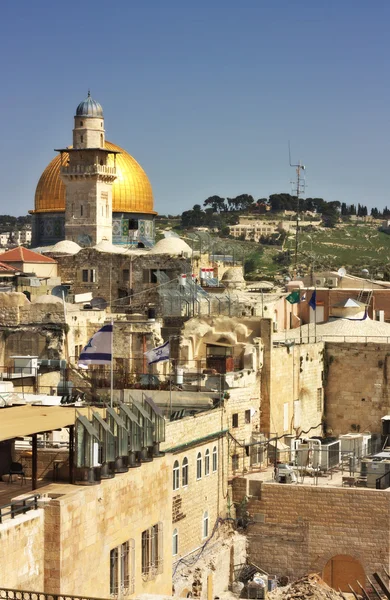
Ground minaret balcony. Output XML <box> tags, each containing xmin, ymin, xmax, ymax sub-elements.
<box><xmin>60</xmin><ymin>165</ymin><xmax>116</xmax><ymax>176</ymax></box>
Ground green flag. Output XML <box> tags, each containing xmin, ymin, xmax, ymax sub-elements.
<box><xmin>286</xmin><ymin>290</ymin><xmax>300</xmax><ymax>304</ymax></box>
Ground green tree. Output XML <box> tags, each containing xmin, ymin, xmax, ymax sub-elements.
<box><xmin>203</xmin><ymin>195</ymin><xmax>226</xmax><ymax>212</ymax></box>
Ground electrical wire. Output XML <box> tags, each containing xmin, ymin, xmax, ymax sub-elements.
<box><xmin>172</xmin><ymin>516</ymin><xmax>235</xmax><ymax>578</ymax></box>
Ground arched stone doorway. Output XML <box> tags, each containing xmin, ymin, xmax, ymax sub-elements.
<box><xmin>323</xmin><ymin>554</ymin><xmax>365</xmax><ymax>592</ymax></box>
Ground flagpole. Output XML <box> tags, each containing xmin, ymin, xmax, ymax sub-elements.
<box><xmin>314</xmin><ymin>287</ymin><xmax>317</xmax><ymax>343</ymax></box>
<box><xmin>110</xmin><ymin>318</ymin><xmax>114</xmax><ymax>408</ymax></box>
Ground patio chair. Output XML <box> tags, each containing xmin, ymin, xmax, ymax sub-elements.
<box><xmin>8</xmin><ymin>462</ymin><xmax>26</xmax><ymax>485</ymax></box>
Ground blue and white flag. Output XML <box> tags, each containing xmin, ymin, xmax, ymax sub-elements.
<box><xmin>144</xmin><ymin>341</ymin><xmax>170</xmax><ymax>365</ymax></box>
<box><xmin>309</xmin><ymin>291</ymin><xmax>317</xmax><ymax>311</ymax></box>
<box><xmin>78</xmin><ymin>323</ymin><xmax>113</xmax><ymax>367</ymax></box>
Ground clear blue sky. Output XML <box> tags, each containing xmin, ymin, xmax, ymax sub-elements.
<box><xmin>1</xmin><ymin>0</ymin><xmax>389</xmax><ymax>216</ymax></box>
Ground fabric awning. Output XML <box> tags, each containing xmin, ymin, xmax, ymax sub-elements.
<box><xmin>0</xmin><ymin>405</ymin><xmax>79</xmax><ymax>442</ymax></box>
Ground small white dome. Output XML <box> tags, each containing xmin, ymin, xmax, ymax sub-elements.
<box><xmin>48</xmin><ymin>240</ymin><xmax>81</xmax><ymax>255</ymax></box>
<box><xmin>151</xmin><ymin>237</ymin><xmax>192</xmax><ymax>256</ymax></box>
<box><xmin>93</xmin><ymin>240</ymin><xmax>124</xmax><ymax>254</ymax></box>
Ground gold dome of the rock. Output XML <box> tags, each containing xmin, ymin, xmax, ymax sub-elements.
<box><xmin>33</xmin><ymin>141</ymin><xmax>155</xmax><ymax>215</ymax></box>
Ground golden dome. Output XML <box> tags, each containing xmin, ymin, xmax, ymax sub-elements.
<box><xmin>32</xmin><ymin>141</ymin><xmax>155</xmax><ymax>215</ymax></box>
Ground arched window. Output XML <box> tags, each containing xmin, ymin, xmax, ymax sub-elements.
<box><xmin>182</xmin><ymin>457</ymin><xmax>188</xmax><ymax>487</ymax></box>
<box><xmin>172</xmin><ymin>528</ymin><xmax>178</xmax><ymax>556</ymax></box>
<box><xmin>80</xmin><ymin>204</ymin><xmax>83</xmax><ymax>217</ymax></box>
<box><xmin>203</xmin><ymin>511</ymin><xmax>209</xmax><ymax>539</ymax></box>
<box><xmin>205</xmin><ymin>449</ymin><xmax>210</xmax><ymax>476</ymax></box>
<box><xmin>80</xmin><ymin>121</ymin><xmax>83</xmax><ymax>126</ymax></box>
<box><xmin>100</xmin><ymin>133</ymin><xmax>104</xmax><ymax>147</ymax></box>
<box><xmin>173</xmin><ymin>460</ymin><xmax>180</xmax><ymax>491</ymax></box>
<box><xmin>196</xmin><ymin>452</ymin><xmax>202</xmax><ymax>480</ymax></box>
<box><xmin>212</xmin><ymin>446</ymin><xmax>218</xmax><ymax>472</ymax></box>
<box><xmin>80</xmin><ymin>135</ymin><xmax>84</xmax><ymax>144</ymax></box>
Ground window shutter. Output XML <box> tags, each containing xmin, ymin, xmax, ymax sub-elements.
<box><xmin>157</xmin><ymin>521</ymin><xmax>164</xmax><ymax>574</ymax></box>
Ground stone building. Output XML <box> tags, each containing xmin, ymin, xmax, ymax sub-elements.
<box><xmin>53</xmin><ymin>245</ymin><xmax>191</xmax><ymax>312</ymax></box>
<box><xmin>233</xmin><ymin>476</ymin><xmax>389</xmax><ymax>593</ymax></box>
<box><xmin>0</xmin><ymin>449</ymin><xmax>173</xmax><ymax>597</ymax></box>
<box><xmin>30</xmin><ymin>92</ymin><xmax>156</xmax><ymax>247</ymax></box>
<box><xmin>0</xmin><ymin>246</ymin><xmax>58</xmax><ymax>278</ymax></box>
<box><xmin>161</xmin><ymin>407</ymin><xmax>244</xmax><ymax>598</ymax></box>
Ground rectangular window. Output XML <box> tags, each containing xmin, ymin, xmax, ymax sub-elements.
<box><xmin>232</xmin><ymin>454</ymin><xmax>239</xmax><ymax>471</ymax></box>
<box><xmin>250</xmin><ymin>444</ymin><xmax>264</xmax><ymax>466</ymax></box>
<box><xmin>142</xmin><ymin>523</ymin><xmax>163</xmax><ymax>581</ymax></box>
<box><xmin>110</xmin><ymin>540</ymin><xmax>134</xmax><ymax>597</ymax></box>
<box><xmin>283</xmin><ymin>402</ymin><xmax>289</xmax><ymax>432</ymax></box>
<box><xmin>110</xmin><ymin>547</ymin><xmax>119</xmax><ymax>596</ymax></box>
<box><xmin>80</xmin><ymin>204</ymin><xmax>84</xmax><ymax>217</ymax></box>
<box><xmin>317</xmin><ymin>388</ymin><xmax>323</xmax><ymax>412</ymax></box>
<box><xmin>245</xmin><ymin>409</ymin><xmax>251</xmax><ymax>424</ymax></box>
<box><xmin>232</xmin><ymin>413</ymin><xmax>238</xmax><ymax>428</ymax></box>
<box><xmin>81</xmin><ymin>269</ymin><xmax>96</xmax><ymax>283</ymax></box>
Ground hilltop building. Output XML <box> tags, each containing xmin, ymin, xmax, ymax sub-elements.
<box><xmin>30</xmin><ymin>93</ymin><xmax>156</xmax><ymax>248</ymax></box>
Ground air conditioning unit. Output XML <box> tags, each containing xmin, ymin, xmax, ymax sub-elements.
<box><xmin>315</xmin><ymin>278</ymin><xmax>325</xmax><ymax>286</ymax></box>
<box><xmin>326</xmin><ymin>277</ymin><xmax>338</xmax><ymax>288</ymax></box>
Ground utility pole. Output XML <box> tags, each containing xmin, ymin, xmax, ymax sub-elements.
<box><xmin>289</xmin><ymin>143</ymin><xmax>306</xmax><ymax>272</ymax></box>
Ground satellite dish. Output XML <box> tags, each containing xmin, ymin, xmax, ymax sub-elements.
<box><xmin>91</xmin><ymin>297</ymin><xmax>108</xmax><ymax>310</ymax></box>
<box><xmin>337</xmin><ymin>267</ymin><xmax>347</xmax><ymax>277</ymax></box>
<box><xmin>52</xmin><ymin>285</ymin><xmax>69</xmax><ymax>300</ymax></box>
<box><xmin>362</xmin><ymin>268</ymin><xmax>369</xmax><ymax>276</ymax></box>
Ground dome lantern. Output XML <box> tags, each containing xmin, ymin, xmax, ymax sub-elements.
<box><xmin>75</xmin><ymin>91</ymin><xmax>104</xmax><ymax>118</ymax></box>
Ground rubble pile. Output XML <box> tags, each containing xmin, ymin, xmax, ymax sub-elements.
<box><xmin>268</xmin><ymin>574</ymin><xmax>343</xmax><ymax>600</ymax></box>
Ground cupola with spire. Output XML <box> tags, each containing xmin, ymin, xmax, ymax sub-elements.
<box><xmin>73</xmin><ymin>91</ymin><xmax>105</xmax><ymax>149</ymax></box>
<box><xmin>76</xmin><ymin>91</ymin><xmax>103</xmax><ymax>118</ymax></box>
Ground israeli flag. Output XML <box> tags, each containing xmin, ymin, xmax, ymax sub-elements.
<box><xmin>144</xmin><ymin>341</ymin><xmax>170</xmax><ymax>365</ymax></box>
<box><xmin>78</xmin><ymin>323</ymin><xmax>113</xmax><ymax>367</ymax></box>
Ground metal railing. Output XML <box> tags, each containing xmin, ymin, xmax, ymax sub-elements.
<box><xmin>0</xmin><ymin>494</ymin><xmax>40</xmax><ymax>524</ymax></box>
<box><xmin>274</xmin><ymin>334</ymin><xmax>390</xmax><ymax>346</ymax></box>
<box><xmin>375</xmin><ymin>470</ymin><xmax>390</xmax><ymax>490</ymax></box>
<box><xmin>0</xmin><ymin>589</ymin><xmax>110</xmax><ymax>600</ymax></box>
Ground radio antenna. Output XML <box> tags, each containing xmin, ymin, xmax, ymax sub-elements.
<box><xmin>289</xmin><ymin>142</ymin><xmax>306</xmax><ymax>271</ymax></box>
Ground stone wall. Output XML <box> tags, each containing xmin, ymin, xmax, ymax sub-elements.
<box><xmin>245</xmin><ymin>483</ymin><xmax>390</xmax><ymax>586</ymax></box>
<box><xmin>56</xmin><ymin>248</ymin><xmax>190</xmax><ymax>310</ymax></box>
<box><xmin>44</xmin><ymin>454</ymin><xmax>173</xmax><ymax>597</ymax></box>
<box><xmin>163</xmin><ymin>409</ymin><xmax>230</xmax><ymax>568</ymax></box>
<box><xmin>0</xmin><ymin>511</ymin><xmax>45</xmax><ymax>590</ymax></box>
<box><xmin>325</xmin><ymin>342</ymin><xmax>390</xmax><ymax>435</ymax></box>
<box><xmin>261</xmin><ymin>318</ymin><xmax>324</xmax><ymax>438</ymax></box>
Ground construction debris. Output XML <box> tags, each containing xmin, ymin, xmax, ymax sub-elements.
<box><xmin>268</xmin><ymin>574</ymin><xmax>344</xmax><ymax>600</ymax></box>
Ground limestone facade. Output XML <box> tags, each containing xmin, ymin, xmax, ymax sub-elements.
<box><xmin>239</xmin><ymin>481</ymin><xmax>389</xmax><ymax>588</ymax></box>
<box><xmin>61</xmin><ymin>108</ymin><xmax>115</xmax><ymax>246</ymax></box>
<box><xmin>0</xmin><ymin>511</ymin><xmax>45</xmax><ymax>590</ymax></box>
<box><xmin>162</xmin><ymin>409</ymin><xmax>229</xmax><ymax>563</ymax></box>
<box><xmin>260</xmin><ymin>319</ymin><xmax>324</xmax><ymax>437</ymax></box>
<box><xmin>325</xmin><ymin>342</ymin><xmax>390</xmax><ymax>435</ymax></box>
<box><xmin>0</xmin><ymin>455</ymin><xmax>173</xmax><ymax>597</ymax></box>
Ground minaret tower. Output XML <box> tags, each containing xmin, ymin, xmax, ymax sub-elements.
<box><xmin>56</xmin><ymin>92</ymin><xmax>119</xmax><ymax>246</ymax></box>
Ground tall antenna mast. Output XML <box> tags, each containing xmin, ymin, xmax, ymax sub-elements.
<box><xmin>289</xmin><ymin>142</ymin><xmax>306</xmax><ymax>271</ymax></box>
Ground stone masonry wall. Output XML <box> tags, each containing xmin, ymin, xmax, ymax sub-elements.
<box><xmin>56</xmin><ymin>248</ymin><xmax>190</xmax><ymax>309</ymax></box>
<box><xmin>246</xmin><ymin>483</ymin><xmax>390</xmax><ymax>585</ymax></box>
<box><xmin>0</xmin><ymin>511</ymin><xmax>45</xmax><ymax>590</ymax></box>
<box><xmin>262</xmin><ymin>335</ymin><xmax>324</xmax><ymax>438</ymax></box>
<box><xmin>163</xmin><ymin>410</ymin><xmax>229</xmax><ymax>561</ymax></box>
<box><xmin>325</xmin><ymin>342</ymin><xmax>390</xmax><ymax>435</ymax></box>
<box><xmin>44</xmin><ymin>454</ymin><xmax>173</xmax><ymax>597</ymax></box>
